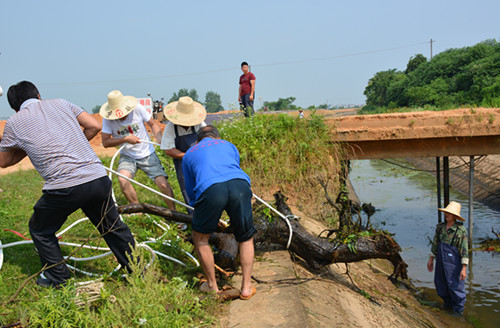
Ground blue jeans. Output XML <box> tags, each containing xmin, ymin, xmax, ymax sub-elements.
<box><xmin>240</xmin><ymin>93</ymin><xmax>255</xmax><ymax>117</ymax></box>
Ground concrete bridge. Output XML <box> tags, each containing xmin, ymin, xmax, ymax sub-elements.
<box><xmin>327</xmin><ymin>108</ymin><xmax>500</xmax><ymax>160</ymax></box>
<box><xmin>326</xmin><ymin>107</ymin><xmax>500</xmax><ymax>244</ymax></box>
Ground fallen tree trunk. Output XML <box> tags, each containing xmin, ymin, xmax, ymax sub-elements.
<box><xmin>118</xmin><ymin>192</ymin><xmax>408</xmax><ymax>280</ymax></box>
<box><xmin>118</xmin><ymin>203</ymin><xmax>193</xmax><ymax>224</ymax></box>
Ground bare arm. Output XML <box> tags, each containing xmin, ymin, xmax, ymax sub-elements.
<box><xmin>0</xmin><ymin>148</ymin><xmax>27</xmax><ymax>168</ymax></box>
<box><xmin>77</xmin><ymin>111</ymin><xmax>101</xmax><ymax>141</ymax></box>
<box><xmin>101</xmin><ymin>133</ymin><xmax>140</xmax><ymax>148</ymax></box>
<box><xmin>250</xmin><ymin>80</ymin><xmax>256</xmax><ymax>101</ymax></box>
<box><xmin>164</xmin><ymin>148</ymin><xmax>185</xmax><ymax>160</ymax></box>
<box><xmin>146</xmin><ymin>118</ymin><xmax>162</xmax><ymax>143</ymax></box>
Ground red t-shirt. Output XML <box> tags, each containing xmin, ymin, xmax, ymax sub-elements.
<box><xmin>239</xmin><ymin>72</ymin><xmax>256</xmax><ymax>96</ymax></box>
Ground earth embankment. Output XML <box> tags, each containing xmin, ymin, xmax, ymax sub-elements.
<box><xmin>407</xmin><ymin>155</ymin><xmax>500</xmax><ymax>211</ymax></box>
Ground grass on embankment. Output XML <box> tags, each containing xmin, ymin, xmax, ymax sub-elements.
<box><xmin>0</xmin><ymin>113</ymin><xmax>343</xmax><ymax>327</ymax></box>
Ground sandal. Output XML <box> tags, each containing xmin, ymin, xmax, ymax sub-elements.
<box><xmin>239</xmin><ymin>286</ymin><xmax>257</xmax><ymax>300</ymax></box>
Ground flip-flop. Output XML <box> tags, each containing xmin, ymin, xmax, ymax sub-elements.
<box><xmin>239</xmin><ymin>286</ymin><xmax>257</xmax><ymax>300</ymax></box>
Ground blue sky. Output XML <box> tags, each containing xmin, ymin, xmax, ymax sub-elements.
<box><xmin>0</xmin><ymin>0</ymin><xmax>498</xmax><ymax>118</ymax></box>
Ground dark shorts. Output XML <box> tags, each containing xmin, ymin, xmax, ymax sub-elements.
<box><xmin>192</xmin><ymin>179</ymin><xmax>256</xmax><ymax>242</ymax></box>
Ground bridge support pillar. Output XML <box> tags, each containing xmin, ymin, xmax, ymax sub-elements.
<box><xmin>436</xmin><ymin>157</ymin><xmax>442</xmax><ymax>223</ymax></box>
<box><xmin>468</xmin><ymin>156</ymin><xmax>474</xmax><ymax>249</ymax></box>
<box><xmin>443</xmin><ymin>157</ymin><xmax>450</xmax><ymax>207</ymax></box>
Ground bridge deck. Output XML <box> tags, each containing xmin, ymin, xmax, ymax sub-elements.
<box><xmin>327</xmin><ymin>108</ymin><xmax>500</xmax><ymax>159</ymax></box>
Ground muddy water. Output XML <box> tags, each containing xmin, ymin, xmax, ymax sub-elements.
<box><xmin>350</xmin><ymin>159</ymin><xmax>500</xmax><ymax>328</ymax></box>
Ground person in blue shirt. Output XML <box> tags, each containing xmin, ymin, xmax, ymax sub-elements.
<box><xmin>182</xmin><ymin>125</ymin><xmax>257</xmax><ymax>300</ymax></box>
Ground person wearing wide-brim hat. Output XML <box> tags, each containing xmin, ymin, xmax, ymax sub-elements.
<box><xmin>160</xmin><ymin>96</ymin><xmax>207</xmax><ymax>213</ymax></box>
<box><xmin>427</xmin><ymin>201</ymin><xmax>469</xmax><ymax>316</ymax></box>
<box><xmin>100</xmin><ymin>90</ymin><xmax>176</xmax><ymax>210</ymax></box>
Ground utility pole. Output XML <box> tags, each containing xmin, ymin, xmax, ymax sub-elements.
<box><xmin>430</xmin><ymin>39</ymin><xmax>434</xmax><ymax>59</ymax></box>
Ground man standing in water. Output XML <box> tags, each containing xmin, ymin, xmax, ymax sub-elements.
<box><xmin>427</xmin><ymin>201</ymin><xmax>469</xmax><ymax>316</ymax></box>
<box><xmin>238</xmin><ymin>61</ymin><xmax>256</xmax><ymax>117</ymax></box>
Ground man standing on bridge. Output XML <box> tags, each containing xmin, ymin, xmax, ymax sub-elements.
<box><xmin>238</xmin><ymin>61</ymin><xmax>256</xmax><ymax>117</ymax></box>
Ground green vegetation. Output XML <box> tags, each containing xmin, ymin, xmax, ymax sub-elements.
<box><xmin>261</xmin><ymin>96</ymin><xmax>299</xmax><ymax>111</ymax></box>
<box><xmin>217</xmin><ymin>113</ymin><xmax>342</xmax><ymax>201</ymax></box>
<box><xmin>204</xmin><ymin>91</ymin><xmax>224</xmax><ymax>113</ymax></box>
<box><xmin>168</xmin><ymin>88</ymin><xmax>200</xmax><ymax>103</ymax></box>
<box><xmin>0</xmin><ymin>151</ymin><xmax>217</xmax><ymax>327</ymax></box>
<box><xmin>362</xmin><ymin>39</ymin><xmax>500</xmax><ymax>114</ymax></box>
<box><xmin>167</xmin><ymin>88</ymin><xmax>224</xmax><ymax>113</ymax></box>
<box><xmin>0</xmin><ymin>113</ymin><xmax>343</xmax><ymax>326</ymax></box>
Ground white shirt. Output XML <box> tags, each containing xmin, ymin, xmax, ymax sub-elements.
<box><xmin>160</xmin><ymin>121</ymin><xmax>206</xmax><ymax>150</ymax></box>
<box><xmin>102</xmin><ymin>104</ymin><xmax>154</xmax><ymax>159</ymax></box>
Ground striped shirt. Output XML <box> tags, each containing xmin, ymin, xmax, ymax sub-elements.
<box><xmin>0</xmin><ymin>98</ymin><xmax>106</xmax><ymax>190</ymax></box>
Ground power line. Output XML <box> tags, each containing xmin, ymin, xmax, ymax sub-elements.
<box><xmin>254</xmin><ymin>41</ymin><xmax>430</xmax><ymax>68</ymax></box>
<box><xmin>40</xmin><ymin>41</ymin><xmax>430</xmax><ymax>87</ymax></box>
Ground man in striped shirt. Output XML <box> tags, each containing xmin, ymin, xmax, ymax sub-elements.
<box><xmin>0</xmin><ymin>81</ymin><xmax>136</xmax><ymax>288</ymax></box>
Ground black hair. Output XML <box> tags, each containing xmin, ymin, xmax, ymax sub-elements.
<box><xmin>241</xmin><ymin>61</ymin><xmax>249</xmax><ymax>67</ymax></box>
<box><xmin>7</xmin><ymin>81</ymin><xmax>39</xmax><ymax>112</ymax></box>
<box><xmin>197</xmin><ymin>125</ymin><xmax>220</xmax><ymax>142</ymax></box>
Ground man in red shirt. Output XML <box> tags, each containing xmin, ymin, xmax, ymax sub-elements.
<box><xmin>238</xmin><ymin>61</ymin><xmax>256</xmax><ymax>117</ymax></box>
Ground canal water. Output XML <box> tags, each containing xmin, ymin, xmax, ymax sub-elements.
<box><xmin>350</xmin><ymin>159</ymin><xmax>500</xmax><ymax>328</ymax></box>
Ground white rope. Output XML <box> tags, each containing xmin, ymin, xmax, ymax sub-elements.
<box><xmin>252</xmin><ymin>193</ymin><xmax>294</xmax><ymax>249</ymax></box>
<box><xmin>105</xmin><ymin>167</ymin><xmax>193</xmax><ymax>211</ymax></box>
<box><xmin>0</xmin><ymin>241</ymin><xmax>3</xmax><ymax>271</ymax></box>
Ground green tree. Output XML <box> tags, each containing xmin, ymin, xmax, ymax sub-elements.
<box><xmin>405</xmin><ymin>54</ymin><xmax>427</xmax><ymax>74</ymax></box>
<box><xmin>168</xmin><ymin>88</ymin><xmax>199</xmax><ymax>103</ymax></box>
<box><xmin>91</xmin><ymin>105</ymin><xmax>100</xmax><ymax>114</ymax></box>
<box><xmin>204</xmin><ymin>91</ymin><xmax>224</xmax><ymax>113</ymax></box>
<box><xmin>363</xmin><ymin>39</ymin><xmax>500</xmax><ymax>110</ymax></box>
<box><xmin>364</xmin><ymin>69</ymin><xmax>402</xmax><ymax>107</ymax></box>
<box><xmin>263</xmin><ymin>97</ymin><xmax>297</xmax><ymax>111</ymax></box>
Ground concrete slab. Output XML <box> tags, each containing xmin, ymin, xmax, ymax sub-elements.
<box><xmin>228</xmin><ymin>250</ymin><xmax>308</xmax><ymax>328</ymax></box>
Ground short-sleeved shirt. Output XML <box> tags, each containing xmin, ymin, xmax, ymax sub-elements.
<box><xmin>431</xmin><ymin>222</ymin><xmax>469</xmax><ymax>265</ymax></box>
<box><xmin>239</xmin><ymin>72</ymin><xmax>256</xmax><ymax>96</ymax></box>
<box><xmin>0</xmin><ymin>98</ymin><xmax>106</xmax><ymax>190</ymax></box>
<box><xmin>102</xmin><ymin>104</ymin><xmax>154</xmax><ymax>159</ymax></box>
<box><xmin>182</xmin><ymin>137</ymin><xmax>251</xmax><ymax>206</ymax></box>
<box><xmin>160</xmin><ymin>121</ymin><xmax>206</xmax><ymax>150</ymax></box>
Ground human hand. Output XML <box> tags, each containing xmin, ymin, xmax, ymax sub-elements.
<box><xmin>249</xmin><ymin>94</ymin><xmax>254</xmax><ymax>101</ymax></box>
<box><xmin>460</xmin><ymin>266</ymin><xmax>467</xmax><ymax>281</ymax></box>
<box><xmin>125</xmin><ymin>135</ymin><xmax>141</xmax><ymax>144</ymax></box>
<box><xmin>427</xmin><ymin>257</ymin><xmax>434</xmax><ymax>272</ymax></box>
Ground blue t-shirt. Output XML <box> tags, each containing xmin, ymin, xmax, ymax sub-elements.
<box><xmin>182</xmin><ymin>137</ymin><xmax>251</xmax><ymax>205</ymax></box>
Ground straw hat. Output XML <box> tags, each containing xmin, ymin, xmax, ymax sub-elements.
<box><xmin>438</xmin><ymin>201</ymin><xmax>465</xmax><ymax>222</ymax></box>
<box><xmin>100</xmin><ymin>90</ymin><xmax>138</xmax><ymax>120</ymax></box>
<box><xmin>163</xmin><ymin>96</ymin><xmax>206</xmax><ymax>126</ymax></box>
